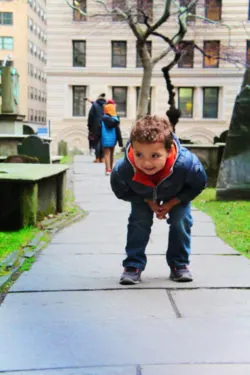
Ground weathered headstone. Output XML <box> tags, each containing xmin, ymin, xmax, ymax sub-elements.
<box><xmin>216</xmin><ymin>69</ymin><xmax>250</xmax><ymax>200</ymax></box>
<box><xmin>18</xmin><ymin>135</ymin><xmax>51</xmax><ymax>164</ymax></box>
<box><xmin>58</xmin><ymin>140</ymin><xmax>68</xmax><ymax>156</ymax></box>
<box><xmin>23</xmin><ymin>124</ymin><xmax>35</xmax><ymax>135</ymax></box>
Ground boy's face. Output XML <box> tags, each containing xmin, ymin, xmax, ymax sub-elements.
<box><xmin>132</xmin><ymin>141</ymin><xmax>168</xmax><ymax>175</ymax></box>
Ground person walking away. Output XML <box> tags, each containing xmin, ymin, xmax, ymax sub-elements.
<box><xmin>87</xmin><ymin>93</ymin><xmax>106</xmax><ymax>162</ymax></box>
<box><xmin>101</xmin><ymin>100</ymin><xmax>123</xmax><ymax>175</ymax></box>
<box><xmin>111</xmin><ymin>115</ymin><xmax>207</xmax><ymax>285</ymax></box>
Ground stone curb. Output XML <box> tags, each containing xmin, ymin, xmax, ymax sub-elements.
<box><xmin>0</xmin><ymin>206</ymin><xmax>86</xmax><ymax>290</ymax></box>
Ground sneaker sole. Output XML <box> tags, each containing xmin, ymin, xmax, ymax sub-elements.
<box><xmin>119</xmin><ymin>277</ymin><xmax>141</xmax><ymax>285</ymax></box>
<box><xmin>170</xmin><ymin>275</ymin><xmax>193</xmax><ymax>282</ymax></box>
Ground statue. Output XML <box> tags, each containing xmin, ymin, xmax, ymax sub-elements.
<box><xmin>216</xmin><ymin>68</ymin><xmax>250</xmax><ymax>200</ymax></box>
<box><xmin>1</xmin><ymin>66</ymin><xmax>20</xmax><ymax>114</ymax></box>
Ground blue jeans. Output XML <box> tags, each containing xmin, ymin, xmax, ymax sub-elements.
<box><xmin>123</xmin><ymin>201</ymin><xmax>193</xmax><ymax>271</ymax></box>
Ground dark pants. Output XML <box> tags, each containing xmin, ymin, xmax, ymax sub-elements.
<box><xmin>123</xmin><ymin>201</ymin><xmax>193</xmax><ymax>271</ymax></box>
<box><xmin>95</xmin><ymin>140</ymin><xmax>104</xmax><ymax>159</ymax></box>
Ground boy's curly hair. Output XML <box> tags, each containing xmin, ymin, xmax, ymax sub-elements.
<box><xmin>130</xmin><ymin>115</ymin><xmax>173</xmax><ymax>150</ymax></box>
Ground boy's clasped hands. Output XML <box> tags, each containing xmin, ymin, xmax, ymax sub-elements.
<box><xmin>146</xmin><ymin>198</ymin><xmax>181</xmax><ymax>220</ymax></box>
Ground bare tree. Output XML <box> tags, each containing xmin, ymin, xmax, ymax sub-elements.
<box><xmin>66</xmin><ymin>0</ymin><xmax>246</xmax><ymax>127</ymax></box>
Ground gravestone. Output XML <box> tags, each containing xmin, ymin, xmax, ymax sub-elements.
<box><xmin>216</xmin><ymin>68</ymin><xmax>250</xmax><ymax>200</ymax></box>
<box><xmin>23</xmin><ymin>125</ymin><xmax>35</xmax><ymax>135</ymax></box>
<box><xmin>58</xmin><ymin>140</ymin><xmax>68</xmax><ymax>156</ymax></box>
<box><xmin>18</xmin><ymin>135</ymin><xmax>51</xmax><ymax>164</ymax></box>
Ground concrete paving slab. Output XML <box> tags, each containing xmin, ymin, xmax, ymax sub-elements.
<box><xmin>1</xmin><ymin>291</ymin><xmax>250</xmax><ymax>371</ymax></box>
<box><xmin>189</xmin><ymin>236</ymin><xmax>238</xmax><ymax>255</ymax></box>
<box><xmin>10</xmin><ymin>253</ymin><xmax>250</xmax><ymax>292</ymax></box>
<box><xmin>0</xmin><ymin>290</ymin><xmax>174</xmax><ymax>371</ymax></box>
<box><xmin>191</xmin><ymin>210</ymin><xmax>213</xmax><ymax>222</ymax></box>
<box><xmin>171</xmin><ymin>289</ymin><xmax>250</xmax><ymax>318</ymax></box>
<box><xmin>76</xmin><ymin>201</ymin><xmax>129</xmax><ymax>212</ymax></box>
<box><xmin>42</xmin><ymin>240</ymin><xmax>238</xmax><ymax>257</ymax></box>
<box><xmin>51</xmin><ymin>212</ymin><xmax>217</xmax><ymax>246</ymax></box>
<box><xmin>147</xmin><ymin>221</ymin><xmax>216</xmax><ymax>238</ymax></box>
<box><xmin>147</xmin><ymin>234</ymin><xmax>238</xmax><ymax>255</ymax></box>
<box><xmin>3</xmin><ymin>367</ymin><xmax>136</xmax><ymax>375</ymax></box>
<box><xmin>50</xmin><ymin>217</ymin><xmax>127</xmax><ymax>244</ymax></box>
<box><xmin>142</xmin><ymin>364</ymin><xmax>250</xmax><ymax>375</ymax></box>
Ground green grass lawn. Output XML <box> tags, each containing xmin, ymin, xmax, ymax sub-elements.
<box><xmin>0</xmin><ymin>227</ymin><xmax>39</xmax><ymax>263</ymax></box>
<box><xmin>60</xmin><ymin>154</ymin><xmax>74</xmax><ymax>164</ymax></box>
<box><xmin>193</xmin><ymin>188</ymin><xmax>250</xmax><ymax>258</ymax></box>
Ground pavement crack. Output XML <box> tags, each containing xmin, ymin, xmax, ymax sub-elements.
<box><xmin>166</xmin><ymin>290</ymin><xmax>182</xmax><ymax>318</ymax></box>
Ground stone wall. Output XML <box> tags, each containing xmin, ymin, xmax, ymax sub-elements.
<box><xmin>183</xmin><ymin>144</ymin><xmax>225</xmax><ymax>187</ymax></box>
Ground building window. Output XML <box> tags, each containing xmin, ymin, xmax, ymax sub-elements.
<box><xmin>72</xmin><ymin>86</ymin><xmax>86</xmax><ymax>116</ymax></box>
<box><xmin>136</xmin><ymin>41</ymin><xmax>152</xmax><ymax>67</ymax></box>
<box><xmin>73</xmin><ymin>0</ymin><xmax>86</xmax><ymax>21</ymax></box>
<box><xmin>203</xmin><ymin>87</ymin><xmax>219</xmax><ymax>118</ymax></box>
<box><xmin>112</xmin><ymin>0</ymin><xmax>125</xmax><ymax>21</ymax></box>
<box><xmin>0</xmin><ymin>12</ymin><xmax>13</xmax><ymax>25</ymax></box>
<box><xmin>178</xmin><ymin>41</ymin><xmax>194</xmax><ymax>68</ymax></box>
<box><xmin>179</xmin><ymin>0</ymin><xmax>196</xmax><ymax>23</ymax></box>
<box><xmin>112</xmin><ymin>41</ymin><xmax>127</xmax><ymax>67</ymax></box>
<box><xmin>112</xmin><ymin>87</ymin><xmax>127</xmax><ymax>117</ymax></box>
<box><xmin>72</xmin><ymin>40</ymin><xmax>86</xmax><ymax>67</ymax></box>
<box><xmin>203</xmin><ymin>41</ymin><xmax>220</xmax><ymax>68</ymax></box>
<box><xmin>137</xmin><ymin>0</ymin><xmax>153</xmax><ymax>23</ymax></box>
<box><xmin>205</xmin><ymin>0</ymin><xmax>221</xmax><ymax>21</ymax></box>
<box><xmin>247</xmin><ymin>40</ymin><xmax>250</xmax><ymax>66</ymax></box>
<box><xmin>0</xmin><ymin>37</ymin><xmax>13</xmax><ymax>50</ymax></box>
<box><xmin>29</xmin><ymin>109</ymin><xmax>34</xmax><ymax>122</ymax></box>
<box><xmin>178</xmin><ymin>88</ymin><xmax>193</xmax><ymax>118</ymax></box>
<box><xmin>136</xmin><ymin>87</ymin><xmax>152</xmax><ymax>114</ymax></box>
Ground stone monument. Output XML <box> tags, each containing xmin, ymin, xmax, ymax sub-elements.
<box><xmin>216</xmin><ymin>68</ymin><xmax>250</xmax><ymax>200</ymax></box>
<box><xmin>0</xmin><ymin>66</ymin><xmax>25</xmax><ymax>135</ymax></box>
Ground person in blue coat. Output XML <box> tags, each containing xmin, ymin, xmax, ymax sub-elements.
<box><xmin>111</xmin><ymin>115</ymin><xmax>207</xmax><ymax>285</ymax></box>
<box><xmin>101</xmin><ymin>100</ymin><xmax>123</xmax><ymax>175</ymax></box>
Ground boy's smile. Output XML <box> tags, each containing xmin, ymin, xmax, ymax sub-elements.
<box><xmin>132</xmin><ymin>141</ymin><xmax>169</xmax><ymax>175</ymax></box>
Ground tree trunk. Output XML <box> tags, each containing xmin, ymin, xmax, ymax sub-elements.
<box><xmin>136</xmin><ymin>63</ymin><xmax>153</xmax><ymax>119</ymax></box>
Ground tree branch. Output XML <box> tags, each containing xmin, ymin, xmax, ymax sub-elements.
<box><xmin>144</xmin><ymin>0</ymin><xmax>172</xmax><ymax>38</ymax></box>
<box><xmin>64</xmin><ymin>0</ymin><xmax>86</xmax><ymax>15</ymax></box>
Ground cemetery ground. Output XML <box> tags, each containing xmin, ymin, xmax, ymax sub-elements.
<box><xmin>0</xmin><ymin>151</ymin><xmax>249</xmax><ymax>301</ymax></box>
<box><xmin>0</xmin><ymin>179</ymin><xmax>249</xmax><ymax>304</ymax></box>
<box><xmin>0</xmin><ymin>156</ymin><xmax>85</xmax><ymax>300</ymax></box>
<box><xmin>1</xmin><ymin>155</ymin><xmax>250</xmax><ymax>374</ymax></box>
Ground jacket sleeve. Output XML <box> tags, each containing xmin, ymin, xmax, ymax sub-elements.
<box><xmin>176</xmin><ymin>154</ymin><xmax>207</xmax><ymax>204</ymax></box>
<box><xmin>115</xmin><ymin>125</ymin><xmax>123</xmax><ymax>147</ymax></box>
<box><xmin>87</xmin><ymin>103</ymin><xmax>96</xmax><ymax>130</ymax></box>
<box><xmin>110</xmin><ymin>160</ymin><xmax>144</xmax><ymax>202</ymax></box>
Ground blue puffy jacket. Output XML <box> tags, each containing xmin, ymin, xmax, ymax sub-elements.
<box><xmin>101</xmin><ymin>115</ymin><xmax>120</xmax><ymax>147</ymax></box>
<box><xmin>111</xmin><ymin>135</ymin><xmax>207</xmax><ymax>204</ymax></box>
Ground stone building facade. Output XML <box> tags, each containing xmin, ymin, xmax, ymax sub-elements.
<box><xmin>0</xmin><ymin>0</ymin><xmax>47</xmax><ymax>129</ymax></box>
<box><xmin>46</xmin><ymin>0</ymin><xmax>250</xmax><ymax>153</ymax></box>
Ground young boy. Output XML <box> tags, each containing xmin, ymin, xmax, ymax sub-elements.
<box><xmin>110</xmin><ymin>115</ymin><xmax>207</xmax><ymax>285</ymax></box>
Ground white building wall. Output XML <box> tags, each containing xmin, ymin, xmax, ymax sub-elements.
<box><xmin>47</xmin><ymin>0</ymin><xmax>250</xmax><ymax>153</ymax></box>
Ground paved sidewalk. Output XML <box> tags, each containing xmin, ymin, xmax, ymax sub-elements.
<box><xmin>1</xmin><ymin>155</ymin><xmax>250</xmax><ymax>375</ymax></box>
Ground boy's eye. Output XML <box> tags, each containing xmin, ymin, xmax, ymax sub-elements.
<box><xmin>152</xmin><ymin>153</ymin><xmax>160</xmax><ymax>159</ymax></box>
<box><xmin>135</xmin><ymin>152</ymin><xmax>142</xmax><ymax>158</ymax></box>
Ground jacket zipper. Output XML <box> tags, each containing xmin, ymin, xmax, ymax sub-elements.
<box><xmin>152</xmin><ymin>141</ymin><xmax>179</xmax><ymax>202</ymax></box>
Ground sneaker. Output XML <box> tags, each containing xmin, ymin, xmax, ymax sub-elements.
<box><xmin>105</xmin><ymin>169</ymin><xmax>112</xmax><ymax>176</ymax></box>
<box><xmin>120</xmin><ymin>267</ymin><xmax>141</xmax><ymax>285</ymax></box>
<box><xmin>170</xmin><ymin>265</ymin><xmax>193</xmax><ymax>282</ymax></box>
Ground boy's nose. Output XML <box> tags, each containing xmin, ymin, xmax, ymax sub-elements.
<box><xmin>143</xmin><ymin>160</ymin><xmax>153</xmax><ymax>168</ymax></box>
